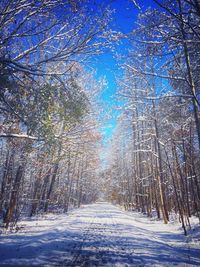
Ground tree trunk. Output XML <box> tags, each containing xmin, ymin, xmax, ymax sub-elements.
<box><xmin>4</xmin><ymin>165</ymin><xmax>24</xmax><ymax>228</ymax></box>
<box><xmin>44</xmin><ymin>163</ymin><xmax>59</xmax><ymax>212</ymax></box>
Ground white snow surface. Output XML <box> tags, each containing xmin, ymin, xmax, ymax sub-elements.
<box><xmin>0</xmin><ymin>202</ymin><xmax>199</xmax><ymax>266</ymax></box>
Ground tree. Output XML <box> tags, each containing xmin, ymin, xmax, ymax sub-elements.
<box><xmin>105</xmin><ymin>0</ymin><xmax>200</xmax><ymax>233</ymax></box>
<box><xmin>0</xmin><ymin>0</ymin><xmax>111</xmax><ymax>227</ymax></box>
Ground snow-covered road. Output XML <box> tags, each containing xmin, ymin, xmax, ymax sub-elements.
<box><xmin>0</xmin><ymin>202</ymin><xmax>199</xmax><ymax>266</ymax></box>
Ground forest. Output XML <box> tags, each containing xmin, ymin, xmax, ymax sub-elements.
<box><xmin>0</xmin><ymin>0</ymin><xmax>200</xmax><ymax>240</ymax></box>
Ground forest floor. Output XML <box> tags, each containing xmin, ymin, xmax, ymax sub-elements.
<box><xmin>0</xmin><ymin>202</ymin><xmax>200</xmax><ymax>267</ymax></box>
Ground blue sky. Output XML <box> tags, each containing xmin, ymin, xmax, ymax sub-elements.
<box><xmin>93</xmin><ymin>0</ymin><xmax>140</xmax><ymax>144</ymax></box>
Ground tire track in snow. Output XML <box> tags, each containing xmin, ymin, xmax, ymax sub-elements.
<box><xmin>67</xmin><ymin>207</ymin><xmax>138</xmax><ymax>267</ymax></box>
<box><xmin>62</xmin><ymin>208</ymin><xmax>115</xmax><ymax>266</ymax></box>
<box><xmin>51</xmin><ymin>203</ymin><xmax>198</xmax><ymax>267</ymax></box>
<box><xmin>69</xmin><ymin>217</ymin><xmax>97</xmax><ymax>266</ymax></box>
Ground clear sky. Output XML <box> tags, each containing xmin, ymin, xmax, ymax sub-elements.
<box><xmin>93</xmin><ymin>0</ymin><xmax>141</xmax><ymax>144</ymax></box>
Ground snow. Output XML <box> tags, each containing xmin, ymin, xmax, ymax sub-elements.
<box><xmin>0</xmin><ymin>202</ymin><xmax>199</xmax><ymax>266</ymax></box>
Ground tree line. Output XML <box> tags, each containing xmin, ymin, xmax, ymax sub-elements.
<box><xmin>1</xmin><ymin>0</ymin><xmax>199</xmax><ymax>235</ymax></box>
<box><xmin>0</xmin><ymin>0</ymin><xmax>110</xmax><ymax>229</ymax></box>
<box><xmin>106</xmin><ymin>0</ymin><xmax>200</xmax><ymax>235</ymax></box>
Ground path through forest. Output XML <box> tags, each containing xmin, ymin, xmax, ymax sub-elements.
<box><xmin>0</xmin><ymin>202</ymin><xmax>200</xmax><ymax>266</ymax></box>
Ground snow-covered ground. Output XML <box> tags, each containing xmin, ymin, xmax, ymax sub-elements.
<box><xmin>0</xmin><ymin>202</ymin><xmax>199</xmax><ymax>266</ymax></box>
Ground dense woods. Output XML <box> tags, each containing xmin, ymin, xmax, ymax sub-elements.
<box><xmin>106</xmin><ymin>0</ymin><xmax>200</xmax><ymax>235</ymax></box>
<box><xmin>0</xmin><ymin>0</ymin><xmax>199</xmax><ymax>236</ymax></box>
<box><xmin>0</xmin><ymin>0</ymin><xmax>108</xmax><ymax>228</ymax></box>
